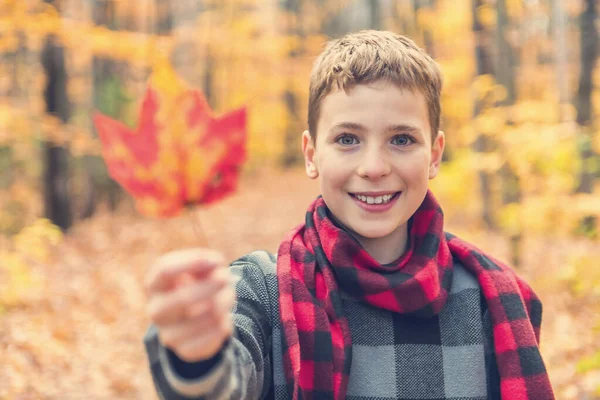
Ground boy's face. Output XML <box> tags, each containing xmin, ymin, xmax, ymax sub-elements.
<box><xmin>302</xmin><ymin>83</ymin><xmax>445</xmax><ymax>249</ymax></box>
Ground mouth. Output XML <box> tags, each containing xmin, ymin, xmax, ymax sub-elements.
<box><xmin>349</xmin><ymin>191</ymin><xmax>401</xmax><ymax>205</ymax></box>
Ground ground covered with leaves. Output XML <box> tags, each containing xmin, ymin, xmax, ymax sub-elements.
<box><xmin>1</xmin><ymin>169</ymin><xmax>598</xmax><ymax>399</ymax></box>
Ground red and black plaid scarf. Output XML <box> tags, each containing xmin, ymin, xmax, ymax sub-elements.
<box><xmin>277</xmin><ymin>190</ymin><xmax>554</xmax><ymax>400</ymax></box>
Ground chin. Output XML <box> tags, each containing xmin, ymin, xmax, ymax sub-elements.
<box><xmin>351</xmin><ymin>225</ymin><xmax>398</xmax><ymax>240</ymax></box>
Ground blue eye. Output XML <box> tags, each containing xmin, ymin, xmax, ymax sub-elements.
<box><xmin>336</xmin><ymin>135</ymin><xmax>358</xmax><ymax>146</ymax></box>
<box><xmin>391</xmin><ymin>135</ymin><xmax>414</xmax><ymax>146</ymax></box>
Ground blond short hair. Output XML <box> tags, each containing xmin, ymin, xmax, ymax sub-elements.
<box><xmin>308</xmin><ymin>30</ymin><xmax>443</xmax><ymax>141</ymax></box>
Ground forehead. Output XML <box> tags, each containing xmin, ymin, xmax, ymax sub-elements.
<box><xmin>317</xmin><ymin>83</ymin><xmax>430</xmax><ymax>135</ymax></box>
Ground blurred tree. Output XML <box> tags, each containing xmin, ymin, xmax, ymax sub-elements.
<box><xmin>495</xmin><ymin>0</ymin><xmax>516</xmax><ymax>105</ymax></box>
<box><xmin>320</xmin><ymin>0</ymin><xmax>345</xmax><ymax>37</ymax></box>
<box><xmin>496</xmin><ymin>0</ymin><xmax>522</xmax><ymax>266</ymax></box>
<box><xmin>391</xmin><ymin>1</ymin><xmax>417</xmax><ymax>37</ymax></box>
<box><xmin>156</xmin><ymin>0</ymin><xmax>174</xmax><ymax>32</ymax></box>
<box><xmin>369</xmin><ymin>0</ymin><xmax>382</xmax><ymax>30</ymax></box>
<box><xmin>414</xmin><ymin>0</ymin><xmax>436</xmax><ymax>55</ymax></box>
<box><xmin>472</xmin><ymin>0</ymin><xmax>496</xmax><ymax>229</ymax></box>
<box><xmin>86</xmin><ymin>0</ymin><xmax>128</xmax><ymax>216</ymax></box>
<box><xmin>575</xmin><ymin>0</ymin><xmax>597</xmax><ymax>129</ymax></box>
<box><xmin>574</xmin><ymin>0</ymin><xmax>598</xmax><ymax>236</ymax></box>
<box><xmin>550</xmin><ymin>0</ymin><xmax>569</xmax><ymax>120</ymax></box>
<box><xmin>281</xmin><ymin>0</ymin><xmax>304</xmax><ymax>167</ymax></box>
<box><xmin>42</xmin><ymin>0</ymin><xmax>72</xmax><ymax>231</ymax></box>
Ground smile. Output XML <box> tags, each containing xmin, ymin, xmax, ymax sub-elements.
<box><xmin>350</xmin><ymin>192</ymin><xmax>398</xmax><ymax>204</ymax></box>
<box><xmin>349</xmin><ymin>191</ymin><xmax>401</xmax><ymax>207</ymax></box>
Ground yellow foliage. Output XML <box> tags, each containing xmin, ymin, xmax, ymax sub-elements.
<box><xmin>473</xmin><ymin>113</ymin><xmax>505</xmax><ymax>137</ymax></box>
<box><xmin>472</xmin><ymin>74</ymin><xmax>496</xmax><ymax>99</ymax></box>
<box><xmin>149</xmin><ymin>58</ymin><xmax>186</xmax><ymax>105</ymax></box>
<box><xmin>12</xmin><ymin>218</ymin><xmax>62</xmax><ymax>264</ymax></box>
<box><xmin>0</xmin><ymin>251</ymin><xmax>36</xmax><ymax>310</ymax></box>
<box><xmin>561</xmin><ymin>254</ymin><xmax>600</xmax><ymax>298</ymax></box>
<box><xmin>572</xmin><ymin>192</ymin><xmax>600</xmax><ymax>218</ymax></box>
<box><xmin>473</xmin><ymin>152</ymin><xmax>503</xmax><ymax>173</ymax></box>
<box><xmin>506</xmin><ymin>0</ymin><xmax>523</xmax><ymax>19</ymax></box>
<box><xmin>491</xmin><ymin>85</ymin><xmax>508</xmax><ymax>103</ymax></box>
<box><xmin>593</xmin><ymin>128</ymin><xmax>600</xmax><ymax>154</ymax></box>
<box><xmin>578</xmin><ymin>352</ymin><xmax>600</xmax><ymax>375</ymax></box>
<box><xmin>415</xmin><ymin>8</ymin><xmax>436</xmax><ymax>31</ymax></box>
<box><xmin>430</xmin><ymin>150</ymin><xmax>480</xmax><ymax>217</ymax></box>
<box><xmin>518</xmin><ymin>195</ymin><xmax>580</xmax><ymax>235</ymax></box>
<box><xmin>511</xmin><ymin>100</ymin><xmax>563</xmax><ymax>124</ymax></box>
<box><xmin>1</xmin><ymin>218</ymin><xmax>60</xmax><ymax>312</ymax></box>
<box><xmin>476</xmin><ymin>4</ymin><xmax>497</xmax><ymax>28</ymax></box>
<box><xmin>498</xmin><ymin>202</ymin><xmax>521</xmax><ymax>235</ymax></box>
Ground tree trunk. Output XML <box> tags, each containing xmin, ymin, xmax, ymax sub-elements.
<box><xmin>495</xmin><ymin>0</ymin><xmax>516</xmax><ymax>106</ymax></box>
<box><xmin>574</xmin><ymin>0</ymin><xmax>598</xmax><ymax>235</ymax></box>
<box><xmin>203</xmin><ymin>49</ymin><xmax>215</xmax><ymax>108</ymax></box>
<box><xmin>575</xmin><ymin>0</ymin><xmax>598</xmax><ymax>128</ymax></box>
<box><xmin>320</xmin><ymin>0</ymin><xmax>344</xmax><ymax>37</ymax></box>
<box><xmin>551</xmin><ymin>0</ymin><xmax>569</xmax><ymax>121</ymax></box>
<box><xmin>80</xmin><ymin>155</ymin><xmax>97</xmax><ymax>219</ymax></box>
<box><xmin>90</xmin><ymin>0</ymin><xmax>124</xmax><ymax>213</ymax></box>
<box><xmin>369</xmin><ymin>0</ymin><xmax>382</xmax><ymax>30</ymax></box>
<box><xmin>41</xmin><ymin>31</ymin><xmax>72</xmax><ymax>231</ymax></box>
<box><xmin>391</xmin><ymin>2</ymin><xmax>418</xmax><ymax>37</ymax></box>
<box><xmin>413</xmin><ymin>0</ymin><xmax>435</xmax><ymax>55</ymax></box>
<box><xmin>472</xmin><ymin>0</ymin><xmax>496</xmax><ymax>230</ymax></box>
<box><xmin>496</xmin><ymin>0</ymin><xmax>522</xmax><ymax>266</ymax></box>
<box><xmin>281</xmin><ymin>0</ymin><xmax>304</xmax><ymax>168</ymax></box>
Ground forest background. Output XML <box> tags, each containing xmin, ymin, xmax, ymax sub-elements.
<box><xmin>1</xmin><ymin>0</ymin><xmax>599</xmax><ymax>399</ymax></box>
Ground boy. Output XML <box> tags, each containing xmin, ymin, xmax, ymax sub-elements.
<box><xmin>144</xmin><ymin>30</ymin><xmax>554</xmax><ymax>400</ymax></box>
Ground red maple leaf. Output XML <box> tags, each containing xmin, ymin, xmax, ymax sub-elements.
<box><xmin>93</xmin><ymin>71</ymin><xmax>247</xmax><ymax>218</ymax></box>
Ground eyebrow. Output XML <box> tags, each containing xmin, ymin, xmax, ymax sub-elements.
<box><xmin>329</xmin><ymin>122</ymin><xmax>422</xmax><ymax>135</ymax></box>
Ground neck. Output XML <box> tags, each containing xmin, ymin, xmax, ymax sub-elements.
<box><xmin>353</xmin><ymin>223</ymin><xmax>409</xmax><ymax>265</ymax></box>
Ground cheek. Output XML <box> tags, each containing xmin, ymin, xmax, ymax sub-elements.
<box><xmin>320</xmin><ymin>170</ymin><xmax>346</xmax><ymax>192</ymax></box>
<box><xmin>398</xmin><ymin>153</ymin><xmax>431</xmax><ymax>183</ymax></box>
<box><xmin>318</xmin><ymin>157</ymin><xmax>349</xmax><ymax>187</ymax></box>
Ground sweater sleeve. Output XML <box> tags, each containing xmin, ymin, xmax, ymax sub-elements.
<box><xmin>143</xmin><ymin>251</ymin><xmax>276</xmax><ymax>399</ymax></box>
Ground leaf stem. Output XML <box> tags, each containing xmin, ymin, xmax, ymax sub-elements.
<box><xmin>187</xmin><ymin>207</ymin><xmax>210</xmax><ymax>248</ymax></box>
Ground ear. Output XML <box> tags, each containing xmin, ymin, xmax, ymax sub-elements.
<box><xmin>302</xmin><ymin>130</ymin><xmax>319</xmax><ymax>179</ymax></box>
<box><xmin>429</xmin><ymin>130</ymin><xmax>445</xmax><ymax>180</ymax></box>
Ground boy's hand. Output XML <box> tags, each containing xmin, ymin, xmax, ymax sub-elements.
<box><xmin>145</xmin><ymin>248</ymin><xmax>235</xmax><ymax>363</ymax></box>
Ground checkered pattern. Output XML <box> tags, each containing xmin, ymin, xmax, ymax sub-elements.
<box><xmin>446</xmin><ymin>234</ymin><xmax>552</xmax><ymax>399</ymax></box>
<box><xmin>146</xmin><ymin>250</ymin><xmax>500</xmax><ymax>399</ymax></box>
<box><xmin>335</xmin><ymin>265</ymin><xmax>488</xmax><ymax>400</ymax></box>
<box><xmin>144</xmin><ymin>192</ymin><xmax>553</xmax><ymax>400</ymax></box>
<box><xmin>276</xmin><ymin>191</ymin><xmax>554</xmax><ymax>400</ymax></box>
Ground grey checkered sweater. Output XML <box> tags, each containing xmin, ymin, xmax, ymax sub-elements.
<box><xmin>144</xmin><ymin>251</ymin><xmax>500</xmax><ymax>400</ymax></box>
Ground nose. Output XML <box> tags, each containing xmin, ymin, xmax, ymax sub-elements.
<box><xmin>356</xmin><ymin>148</ymin><xmax>391</xmax><ymax>179</ymax></box>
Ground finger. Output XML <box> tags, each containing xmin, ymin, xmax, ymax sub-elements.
<box><xmin>145</xmin><ymin>248</ymin><xmax>225</xmax><ymax>294</ymax></box>
<box><xmin>147</xmin><ymin>270</ymin><xmax>230</xmax><ymax>325</ymax></box>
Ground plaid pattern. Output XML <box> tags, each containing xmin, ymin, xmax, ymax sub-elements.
<box><xmin>277</xmin><ymin>191</ymin><xmax>554</xmax><ymax>400</ymax></box>
<box><xmin>146</xmin><ymin>250</ymin><xmax>498</xmax><ymax>399</ymax></box>
<box><xmin>273</xmin><ymin>260</ymin><xmax>494</xmax><ymax>400</ymax></box>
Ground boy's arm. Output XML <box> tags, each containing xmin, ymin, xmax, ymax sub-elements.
<box><xmin>144</xmin><ymin>251</ymin><xmax>275</xmax><ymax>399</ymax></box>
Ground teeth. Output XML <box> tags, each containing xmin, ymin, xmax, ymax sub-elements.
<box><xmin>355</xmin><ymin>193</ymin><xmax>395</xmax><ymax>204</ymax></box>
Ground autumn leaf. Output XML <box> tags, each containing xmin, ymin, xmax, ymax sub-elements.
<box><xmin>93</xmin><ymin>63</ymin><xmax>247</xmax><ymax>218</ymax></box>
